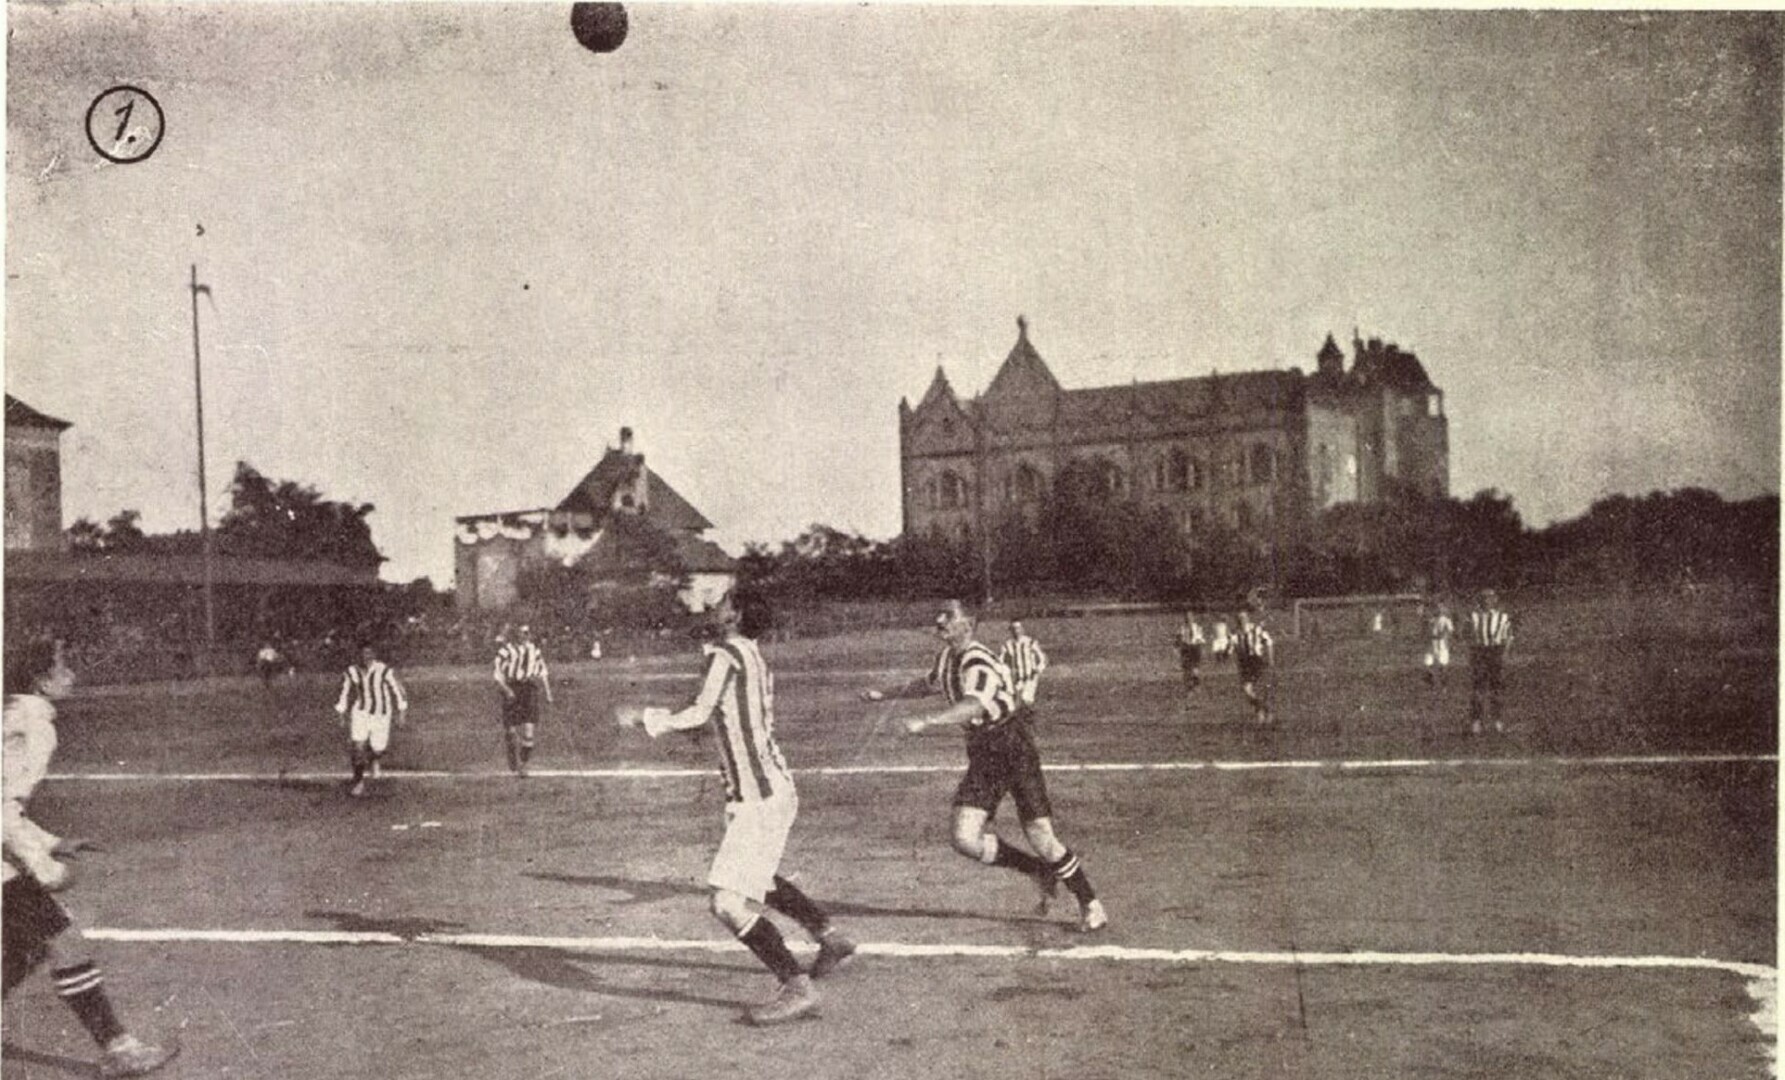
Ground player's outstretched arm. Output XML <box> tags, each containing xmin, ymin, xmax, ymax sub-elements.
<box><xmin>903</xmin><ymin>698</ymin><xmax>983</xmax><ymax>735</ymax></box>
<box><xmin>862</xmin><ymin>674</ymin><xmax>929</xmax><ymax>702</ymax></box>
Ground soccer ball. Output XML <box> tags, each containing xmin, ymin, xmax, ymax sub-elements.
<box><xmin>570</xmin><ymin>3</ymin><xmax>629</xmax><ymax>54</ymax></box>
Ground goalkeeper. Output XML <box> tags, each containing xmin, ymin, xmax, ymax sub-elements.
<box><xmin>614</xmin><ymin>589</ymin><xmax>855</xmax><ymax>1026</ymax></box>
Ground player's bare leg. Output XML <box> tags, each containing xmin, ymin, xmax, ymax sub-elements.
<box><xmin>1022</xmin><ymin>816</ymin><xmax>1107</xmax><ymax>932</ymax></box>
<box><xmin>951</xmin><ymin>806</ymin><xmax>1057</xmax><ymax>912</ymax></box>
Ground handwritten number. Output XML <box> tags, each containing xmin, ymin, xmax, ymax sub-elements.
<box><xmin>113</xmin><ymin>99</ymin><xmax>134</xmax><ymax>143</ymax></box>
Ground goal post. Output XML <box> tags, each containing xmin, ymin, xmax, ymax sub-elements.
<box><xmin>1291</xmin><ymin>593</ymin><xmax>1427</xmax><ymax>639</ymax></box>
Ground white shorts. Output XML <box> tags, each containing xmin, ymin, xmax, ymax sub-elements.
<box><xmin>348</xmin><ymin>709</ymin><xmax>393</xmax><ymax>753</ymax></box>
<box><xmin>1424</xmin><ymin>640</ymin><xmax>1451</xmax><ymax>667</ymax></box>
<box><xmin>708</xmin><ymin>792</ymin><xmax>798</xmax><ymax>901</ymax></box>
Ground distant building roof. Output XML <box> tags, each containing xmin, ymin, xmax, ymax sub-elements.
<box><xmin>5</xmin><ymin>395</ymin><xmax>71</xmax><ymax>431</ymax></box>
<box><xmin>557</xmin><ymin>446</ymin><xmax>714</xmax><ymax>532</ymax></box>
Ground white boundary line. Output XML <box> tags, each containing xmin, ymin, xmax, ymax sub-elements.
<box><xmin>78</xmin><ymin>925</ymin><xmax>1781</xmax><ymax>1057</ymax></box>
<box><xmin>46</xmin><ymin>752</ymin><xmax>1779</xmax><ymax>783</ymax></box>
<box><xmin>80</xmin><ymin>926</ymin><xmax>1774</xmax><ymax>980</ymax></box>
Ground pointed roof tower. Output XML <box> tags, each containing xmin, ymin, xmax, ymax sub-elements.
<box><xmin>917</xmin><ymin>365</ymin><xmax>961</xmax><ymax>411</ymax></box>
<box><xmin>1316</xmin><ymin>333</ymin><xmax>1345</xmax><ymax>379</ymax></box>
<box><xmin>983</xmin><ymin>315</ymin><xmax>1063</xmax><ymax>401</ymax></box>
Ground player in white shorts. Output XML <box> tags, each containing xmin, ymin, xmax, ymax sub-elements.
<box><xmin>1424</xmin><ymin>601</ymin><xmax>1455</xmax><ymax>687</ymax></box>
<box><xmin>333</xmin><ymin>642</ymin><xmax>408</xmax><ymax>797</ymax></box>
<box><xmin>616</xmin><ymin>590</ymin><xmax>855</xmax><ymax>1026</ymax></box>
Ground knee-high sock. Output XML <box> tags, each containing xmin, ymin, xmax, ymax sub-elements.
<box><xmin>980</xmin><ymin>833</ymin><xmax>1047</xmax><ymax>877</ymax></box>
<box><xmin>737</xmin><ymin>916</ymin><xmax>803</xmax><ymax>983</ymax></box>
<box><xmin>765</xmin><ymin>876</ymin><xmax>830</xmax><ymax>939</ymax></box>
<box><xmin>52</xmin><ymin>963</ymin><xmax>125</xmax><ymax>1047</ymax></box>
<box><xmin>1049</xmin><ymin>850</ymin><xmax>1098</xmax><ymax>905</ymax></box>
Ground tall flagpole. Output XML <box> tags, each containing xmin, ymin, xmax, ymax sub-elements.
<box><xmin>191</xmin><ymin>264</ymin><xmax>215</xmax><ymax>675</ymax></box>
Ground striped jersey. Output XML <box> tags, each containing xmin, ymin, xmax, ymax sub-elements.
<box><xmin>1235</xmin><ymin>624</ymin><xmax>1272</xmax><ymax>662</ymax></box>
<box><xmin>335</xmin><ymin>661</ymin><xmax>408</xmax><ymax>717</ymax></box>
<box><xmin>998</xmin><ymin>635</ymin><xmax>1047</xmax><ymax>694</ymax></box>
<box><xmin>3</xmin><ymin>694</ymin><xmax>62</xmax><ymax>884</ymax></box>
<box><xmin>1177</xmin><ymin>621</ymin><xmax>1205</xmax><ymax>647</ymax></box>
<box><xmin>1469</xmin><ymin>609</ymin><xmax>1512</xmax><ymax>648</ymax></box>
<box><xmin>495</xmin><ymin>640</ymin><xmax>549</xmax><ymax>685</ymax></box>
<box><xmin>928</xmin><ymin>642</ymin><xmax>1018</xmax><ymax>729</ymax></box>
<box><xmin>691</xmin><ymin>636</ymin><xmax>793</xmax><ymax>804</ymax></box>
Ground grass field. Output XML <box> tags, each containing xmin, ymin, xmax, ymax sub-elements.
<box><xmin>3</xmin><ymin>588</ymin><xmax>1776</xmax><ymax>1079</ymax></box>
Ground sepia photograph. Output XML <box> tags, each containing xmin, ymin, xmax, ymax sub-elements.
<box><xmin>2</xmin><ymin>3</ymin><xmax>1778</xmax><ymax>1077</ymax></box>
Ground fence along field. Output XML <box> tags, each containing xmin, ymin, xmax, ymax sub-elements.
<box><xmin>1</xmin><ymin>583</ymin><xmax>1774</xmax><ymax>1079</ymax></box>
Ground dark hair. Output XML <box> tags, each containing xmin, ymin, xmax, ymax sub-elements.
<box><xmin>732</xmin><ymin>588</ymin><xmax>775</xmax><ymax>640</ymax></box>
<box><xmin>4</xmin><ymin>639</ymin><xmax>60</xmax><ymax>696</ymax></box>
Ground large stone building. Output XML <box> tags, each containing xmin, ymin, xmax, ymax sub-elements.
<box><xmin>454</xmin><ymin>428</ymin><xmax>736</xmax><ymax>612</ymax></box>
<box><xmin>899</xmin><ymin>318</ymin><xmax>1448</xmax><ymax>549</ymax></box>
<box><xmin>5</xmin><ymin>395</ymin><xmax>71</xmax><ymax>551</ymax></box>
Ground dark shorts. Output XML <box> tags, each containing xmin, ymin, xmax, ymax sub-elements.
<box><xmin>501</xmin><ymin>683</ymin><xmax>540</xmax><ymax>727</ymax></box>
<box><xmin>953</xmin><ymin>714</ymin><xmax>1053</xmax><ymax>823</ymax></box>
<box><xmin>1237</xmin><ymin>656</ymin><xmax>1268</xmax><ymax>684</ymax></box>
<box><xmin>1471</xmin><ymin>648</ymin><xmax>1505</xmax><ymax>693</ymax></box>
<box><xmin>3</xmin><ymin>875</ymin><xmax>72</xmax><ymax>994</ymax></box>
<box><xmin>1178</xmin><ymin>645</ymin><xmax>1203</xmax><ymax>668</ymax></box>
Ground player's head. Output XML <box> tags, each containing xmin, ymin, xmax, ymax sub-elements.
<box><xmin>731</xmin><ymin>588</ymin><xmax>774</xmax><ymax>640</ymax></box>
<box><xmin>1237</xmin><ymin>609</ymin><xmax>1254</xmax><ymax>628</ymax></box>
<box><xmin>358</xmin><ymin>641</ymin><xmax>379</xmax><ymax>665</ymax></box>
<box><xmin>1008</xmin><ymin>619</ymin><xmax>1024</xmax><ymax>639</ymax></box>
<box><xmin>934</xmin><ymin>599</ymin><xmax>976</xmax><ymax>645</ymax></box>
<box><xmin>4</xmin><ymin>638</ymin><xmax>73</xmax><ymax>699</ymax></box>
<box><xmin>1479</xmin><ymin>589</ymin><xmax>1498</xmax><ymax>608</ymax></box>
<box><xmin>517</xmin><ymin>623</ymin><xmax>533</xmax><ymax>641</ymax></box>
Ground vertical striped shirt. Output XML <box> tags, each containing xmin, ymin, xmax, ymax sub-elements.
<box><xmin>495</xmin><ymin>641</ymin><xmax>549</xmax><ymax>685</ymax></box>
<box><xmin>1469</xmin><ymin>609</ymin><xmax>1512</xmax><ymax>648</ymax></box>
<box><xmin>1235</xmin><ymin>624</ymin><xmax>1272</xmax><ymax>662</ymax></box>
<box><xmin>690</xmin><ymin>636</ymin><xmax>793</xmax><ymax>805</ymax></box>
<box><xmin>998</xmin><ymin>635</ymin><xmax>1048</xmax><ymax>696</ymax></box>
<box><xmin>335</xmin><ymin>661</ymin><xmax>408</xmax><ymax>717</ymax></box>
<box><xmin>928</xmin><ymin>642</ymin><xmax>1018</xmax><ymax>729</ymax></box>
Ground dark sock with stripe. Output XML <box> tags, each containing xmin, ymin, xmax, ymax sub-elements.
<box><xmin>765</xmin><ymin>876</ymin><xmax>830</xmax><ymax>938</ymax></box>
<box><xmin>519</xmin><ymin>742</ymin><xmax>533</xmax><ymax>765</ymax></box>
<box><xmin>992</xmin><ymin>840</ymin><xmax>1047</xmax><ymax>878</ymax></box>
<box><xmin>350</xmin><ymin>747</ymin><xmax>366</xmax><ymax>781</ymax></box>
<box><xmin>1050</xmin><ymin>851</ymin><xmax>1097</xmax><ymax>905</ymax></box>
<box><xmin>738</xmin><ymin>917</ymin><xmax>803</xmax><ymax>984</ymax></box>
<box><xmin>52</xmin><ymin>963</ymin><xmax>125</xmax><ymax>1047</ymax></box>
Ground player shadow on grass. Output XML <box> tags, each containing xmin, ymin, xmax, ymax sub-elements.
<box><xmin>455</xmin><ymin>946</ymin><xmax>752</xmax><ymax>1014</ymax></box>
<box><xmin>527</xmin><ymin>871</ymin><xmax>1046</xmax><ymax>926</ymax></box>
<box><xmin>302</xmin><ymin>909</ymin><xmax>756</xmax><ymax>1015</ymax></box>
<box><xmin>0</xmin><ymin>1042</ymin><xmax>93</xmax><ymax>1077</ymax></box>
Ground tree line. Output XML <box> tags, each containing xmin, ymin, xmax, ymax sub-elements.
<box><xmin>738</xmin><ymin>479</ymin><xmax>1778</xmax><ymax>607</ymax></box>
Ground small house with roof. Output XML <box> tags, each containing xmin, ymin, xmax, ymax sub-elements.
<box><xmin>899</xmin><ymin>318</ymin><xmax>1448</xmax><ymax>552</ymax></box>
<box><xmin>454</xmin><ymin>427</ymin><xmax>736</xmax><ymax>612</ymax></box>
<box><xmin>5</xmin><ymin>394</ymin><xmax>72</xmax><ymax>551</ymax></box>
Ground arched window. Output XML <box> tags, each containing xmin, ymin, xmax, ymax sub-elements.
<box><xmin>938</xmin><ymin>471</ymin><xmax>967</xmax><ymax>510</ymax></box>
<box><xmin>1250</xmin><ymin>444</ymin><xmax>1276</xmax><ymax>485</ymax></box>
<box><xmin>1098</xmin><ymin>460</ymin><xmax>1126</xmax><ymax>497</ymax></box>
<box><xmin>1235</xmin><ymin>502</ymin><xmax>1253</xmax><ymax>531</ymax></box>
<box><xmin>1013</xmin><ymin>463</ymin><xmax>1044</xmax><ymax>503</ymax></box>
<box><xmin>1168</xmin><ymin>448</ymin><xmax>1191</xmax><ymax>493</ymax></box>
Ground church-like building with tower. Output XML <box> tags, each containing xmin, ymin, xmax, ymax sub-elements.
<box><xmin>898</xmin><ymin>317</ymin><xmax>1449</xmax><ymax>552</ymax></box>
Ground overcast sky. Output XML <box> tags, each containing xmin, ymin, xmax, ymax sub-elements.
<box><xmin>6</xmin><ymin>4</ymin><xmax>1779</xmax><ymax>585</ymax></box>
